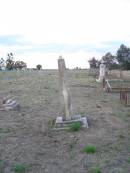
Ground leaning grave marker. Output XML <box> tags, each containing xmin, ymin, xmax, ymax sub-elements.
<box><xmin>54</xmin><ymin>56</ymin><xmax>88</xmax><ymax>130</ymax></box>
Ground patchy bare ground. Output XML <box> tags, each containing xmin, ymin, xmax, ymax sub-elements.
<box><xmin>0</xmin><ymin>69</ymin><xmax>130</xmax><ymax>173</ymax></box>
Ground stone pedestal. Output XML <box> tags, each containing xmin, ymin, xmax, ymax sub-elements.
<box><xmin>54</xmin><ymin>115</ymin><xmax>88</xmax><ymax>130</ymax></box>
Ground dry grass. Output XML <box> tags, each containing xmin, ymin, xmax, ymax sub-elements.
<box><xmin>0</xmin><ymin>69</ymin><xmax>130</xmax><ymax>173</ymax></box>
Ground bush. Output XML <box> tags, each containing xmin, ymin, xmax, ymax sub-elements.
<box><xmin>36</xmin><ymin>64</ymin><xmax>42</xmax><ymax>70</ymax></box>
<box><xmin>14</xmin><ymin>164</ymin><xmax>26</xmax><ymax>173</ymax></box>
<box><xmin>91</xmin><ymin>168</ymin><xmax>101</xmax><ymax>173</ymax></box>
<box><xmin>68</xmin><ymin>122</ymin><xmax>81</xmax><ymax>132</ymax></box>
<box><xmin>128</xmin><ymin>157</ymin><xmax>130</xmax><ymax>163</ymax></box>
<box><xmin>82</xmin><ymin>144</ymin><xmax>96</xmax><ymax>153</ymax></box>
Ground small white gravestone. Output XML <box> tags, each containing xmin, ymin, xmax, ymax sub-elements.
<box><xmin>96</xmin><ymin>61</ymin><xmax>106</xmax><ymax>82</ymax></box>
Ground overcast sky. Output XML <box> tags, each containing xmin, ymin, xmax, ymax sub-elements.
<box><xmin>0</xmin><ymin>0</ymin><xmax>130</xmax><ymax>68</ymax></box>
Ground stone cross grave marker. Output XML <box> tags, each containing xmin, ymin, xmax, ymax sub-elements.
<box><xmin>58</xmin><ymin>56</ymin><xmax>73</xmax><ymax>120</ymax></box>
<box><xmin>99</xmin><ymin>63</ymin><xmax>106</xmax><ymax>82</ymax></box>
<box><xmin>96</xmin><ymin>61</ymin><xmax>106</xmax><ymax>83</ymax></box>
<box><xmin>54</xmin><ymin>56</ymin><xmax>89</xmax><ymax>130</ymax></box>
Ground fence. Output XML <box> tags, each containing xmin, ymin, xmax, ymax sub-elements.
<box><xmin>104</xmin><ymin>79</ymin><xmax>130</xmax><ymax>93</ymax></box>
<box><xmin>120</xmin><ymin>90</ymin><xmax>130</xmax><ymax>106</ymax></box>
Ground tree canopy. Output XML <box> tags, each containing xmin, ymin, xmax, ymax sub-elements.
<box><xmin>102</xmin><ymin>52</ymin><xmax>119</xmax><ymax>70</ymax></box>
<box><xmin>90</xmin><ymin>44</ymin><xmax>130</xmax><ymax>70</ymax></box>
<box><xmin>5</xmin><ymin>53</ymin><xmax>27</xmax><ymax>70</ymax></box>
<box><xmin>36</xmin><ymin>64</ymin><xmax>42</xmax><ymax>70</ymax></box>
<box><xmin>88</xmin><ymin>57</ymin><xmax>100</xmax><ymax>69</ymax></box>
<box><xmin>116</xmin><ymin>44</ymin><xmax>130</xmax><ymax>70</ymax></box>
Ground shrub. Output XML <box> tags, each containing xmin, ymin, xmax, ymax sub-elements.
<box><xmin>68</xmin><ymin>122</ymin><xmax>81</xmax><ymax>132</ymax></box>
<box><xmin>82</xmin><ymin>144</ymin><xmax>96</xmax><ymax>153</ymax></box>
<box><xmin>14</xmin><ymin>164</ymin><xmax>26</xmax><ymax>173</ymax></box>
<box><xmin>128</xmin><ymin>157</ymin><xmax>130</xmax><ymax>163</ymax></box>
<box><xmin>91</xmin><ymin>168</ymin><xmax>101</xmax><ymax>173</ymax></box>
<box><xmin>36</xmin><ymin>64</ymin><xmax>42</xmax><ymax>70</ymax></box>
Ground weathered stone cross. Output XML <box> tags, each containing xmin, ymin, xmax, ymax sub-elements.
<box><xmin>96</xmin><ymin>60</ymin><xmax>106</xmax><ymax>83</ymax></box>
<box><xmin>54</xmin><ymin>56</ymin><xmax>88</xmax><ymax>129</ymax></box>
<box><xmin>58</xmin><ymin>56</ymin><xmax>73</xmax><ymax>120</ymax></box>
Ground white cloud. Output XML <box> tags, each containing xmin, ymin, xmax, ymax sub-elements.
<box><xmin>0</xmin><ymin>0</ymin><xmax>130</xmax><ymax>43</ymax></box>
<box><xmin>0</xmin><ymin>0</ymin><xmax>130</xmax><ymax>68</ymax></box>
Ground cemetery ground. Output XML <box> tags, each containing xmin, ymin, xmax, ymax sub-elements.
<box><xmin>0</xmin><ymin>69</ymin><xmax>130</xmax><ymax>173</ymax></box>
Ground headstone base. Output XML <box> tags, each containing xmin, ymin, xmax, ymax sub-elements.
<box><xmin>53</xmin><ymin>115</ymin><xmax>89</xmax><ymax>130</ymax></box>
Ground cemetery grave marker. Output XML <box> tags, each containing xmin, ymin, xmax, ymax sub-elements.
<box><xmin>96</xmin><ymin>61</ymin><xmax>106</xmax><ymax>83</ymax></box>
<box><xmin>0</xmin><ymin>97</ymin><xmax>20</xmax><ymax>111</ymax></box>
<box><xmin>54</xmin><ymin>56</ymin><xmax>88</xmax><ymax>130</ymax></box>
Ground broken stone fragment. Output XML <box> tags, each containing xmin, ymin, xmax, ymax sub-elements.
<box><xmin>2</xmin><ymin>98</ymin><xmax>20</xmax><ymax>110</ymax></box>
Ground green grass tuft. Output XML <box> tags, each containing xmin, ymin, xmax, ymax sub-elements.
<box><xmin>68</xmin><ymin>122</ymin><xmax>81</xmax><ymax>132</ymax></box>
<box><xmin>14</xmin><ymin>164</ymin><xmax>26</xmax><ymax>173</ymax></box>
<box><xmin>126</xmin><ymin>113</ymin><xmax>130</xmax><ymax>117</ymax></box>
<box><xmin>0</xmin><ymin>128</ymin><xmax>11</xmax><ymax>133</ymax></box>
<box><xmin>128</xmin><ymin>157</ymin><xmax>130</xmax><ymax>163</ymax></box>
<box><xmin>91</xmin><ymin>168</ymin><xmax>101</xmax><ymax>173</ymax></box>
<box><xmin>82</xmin><ymin>144</ymin><xmax>96</xmax><ymax>153</ymax></box>
<box><xmin>0</xmin><ymin>160</ymin><xmax>4</xmax><ymax>173</ymax></box>
<box><xmin>48</xmin><ymin>119</ymin><xmax>55</xmax><ymax>128</ymax></box>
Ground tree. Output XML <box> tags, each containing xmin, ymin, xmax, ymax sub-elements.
<box><xmin>102</xmin><ymin>52</ymin><xmax>119</xmax><ymax>70</ymax></box>
<box><xmin>36</xmin><ymin>64</ymin><xmax>42</xmax><ymax>70</ymax></box>
<box><xmin>6</xmin><ymin>53</ymin><xmax>15</xmax><ymax>70</ymax></box>
<box><xmin>0</xmin><ymin>58</ymin><xmax>5</xmax><ymax>70</ymax></box>
<box><xmin>14</xmin><ymin>61</ymin><xmax>27</xmax><ymax>70</ymax></box>
<box><xmin>5</xmin><ymin>53</ymin><xmax>27</xmax><ymax>70</ymax></box>
<box><xmin>88</xmin><ymin>57</ymin><xmax>100</xmax><ymax>69</ymax></box>
<box><xmin>116</xmin><ymin>44</ymin><xmax>130</xmax><ymax>70</ymax></box>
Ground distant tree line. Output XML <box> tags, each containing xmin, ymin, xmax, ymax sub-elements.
<box><xmin>88</xmin><ymin>44</ymin><xmax>130</xmax><ymax>70</ymax></box>
<box><xmin>0</xmin><ymin>53</ymin><xmax>27</xmax><ymax>70</ymax></box>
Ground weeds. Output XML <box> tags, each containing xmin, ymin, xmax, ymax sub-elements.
<box><xmin>91</xmin><ymin>167</ymin><xmax>101</xmax><ymax>173</ymax></box>
<box><xmin>44</xmin><ymin>86</ymin><xmax>50</xmax><ymax>89</ymax></box>
<box><xmin>118</xmin><ymin>133</ymin><xmax>125</xmax><ymax>139</ymax></box>
<box><xmin>13</xmin><ymin>164</ymin><xmax>26</xmax><ymax>173</ymax></box>
<box><xmin>82</xmin><ymin>144</ymin><xmax>96</xmax><ymax>153</ymax></box>
<box><xmin>0</xmin><ymin>160</ymin><xmax>4</xmax><ymax>173</ymax></box>
<box><xmin>0</xmin><ymin>128</ymin><xmax>12</xmax><ymax>133</ymax></box>
<box><xmin>68</xmin><ymin>141</ymin><xmax>77</xmax><ymax>159</ymax></box>
<box><xmin>128</xmin><ymin>157</ymin><xmax>130</xmax><ymax>163</ymax></box>
<box><xmin>126</xmin><ymin>113</ymin><xmax>130</xmax><ymax>117</ymax></box>
<box><xmin>68</xmin><ymin>122</ymin><xmax>81</xmax><ymax>132</ymax></box>
<box><xmin>48</xmin><ymin>119</ymin><xmax>55</xmax><ymax>128</ymax></box>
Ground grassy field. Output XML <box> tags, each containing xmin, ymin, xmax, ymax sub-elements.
<box><xmin>0</xmin><ymin>69</ymin><xmax>130</xmax><ymax>173</ymax></box>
